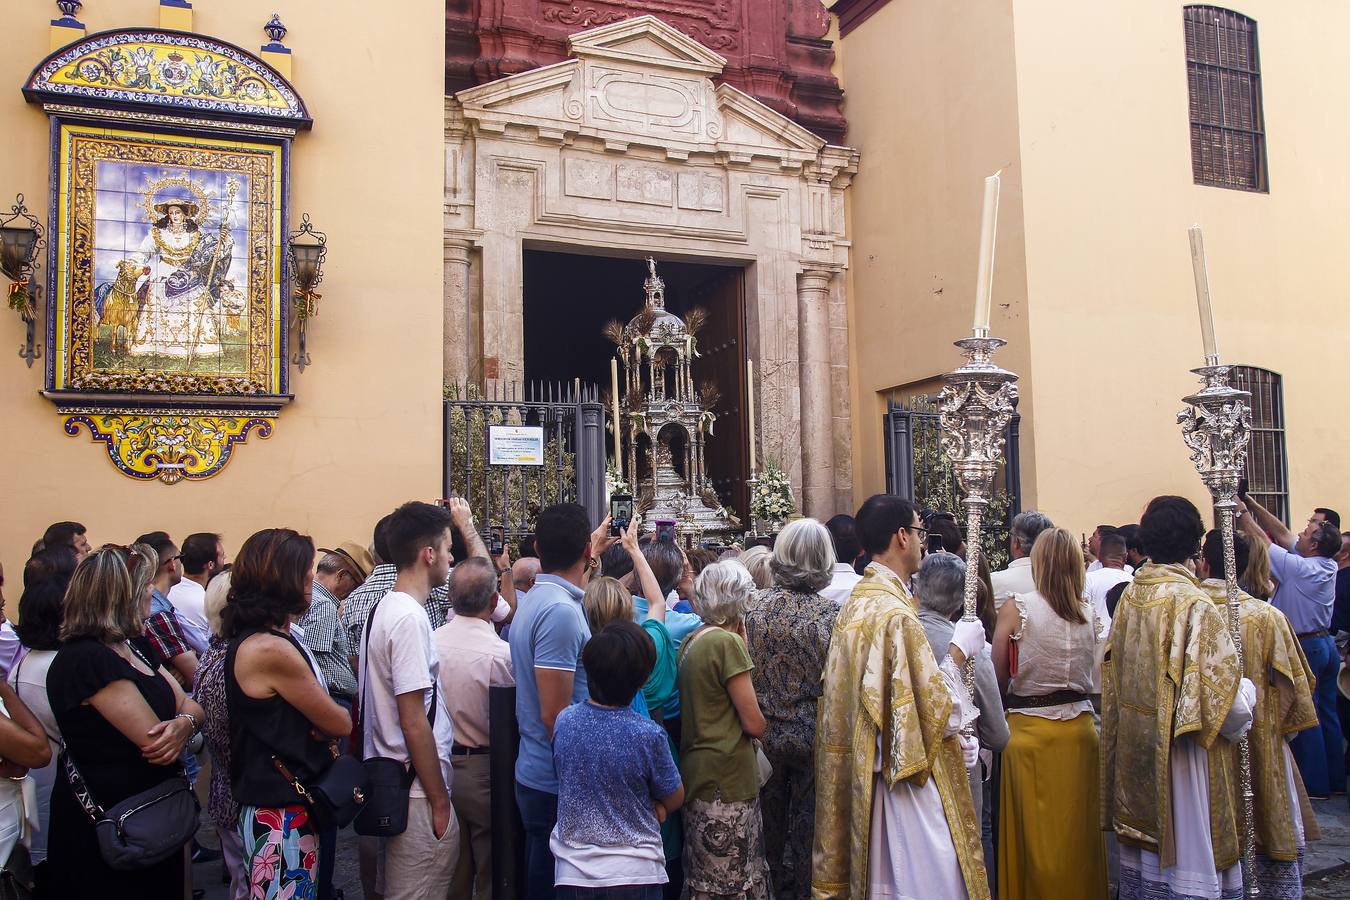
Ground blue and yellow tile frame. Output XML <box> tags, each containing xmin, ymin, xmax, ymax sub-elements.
<box><xmin>23</xmin><ymin>28</ymin><xmax>309</xmax><ymax>484</ymax></box>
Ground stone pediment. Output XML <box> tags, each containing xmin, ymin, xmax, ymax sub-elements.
<box><xmin>454</xmin><ymin>16</ymin><xmax>824</xmax><ymax>166</ymax></box>
<box><xmin>566</xmin><ymin>14</ymin><xmax>727</xmax><ymax>75</ymax></box>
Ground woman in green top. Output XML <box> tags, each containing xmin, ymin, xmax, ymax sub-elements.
<box><xmin>677</xmin><ymin>561</ymin><xmax>770</xmax><ymax>900</ymax></box>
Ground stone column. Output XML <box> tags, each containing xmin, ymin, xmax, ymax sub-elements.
<box><xmin>443</xmin><ymin>238</ymin><xmax>473</xmax><ymax>387</ymax></box>
<box><xmin>797</xmin><ymin>267</ymin><xmax>836</xmax><ymax>517</ymax></box>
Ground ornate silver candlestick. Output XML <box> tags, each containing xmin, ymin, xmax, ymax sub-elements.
<box><xmin>1178</xmin><ymin>361</ymin><xmax>1257</xmax><ymax>898</ymax></box>
<box><xmin>939</xmin><ymin>330</ymin><xmax>1019</xmax><ymax>703</ymax></box>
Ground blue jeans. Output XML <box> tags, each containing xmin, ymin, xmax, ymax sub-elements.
<box><xmin>516</xmin><ymin>781</ymin><xmax>559</xmax><ymax>900</ymax></box>
<box><xmin>1291</xmin><ymin>634</ymin><xmax>1346</xmax><ymax>796</ymax></box>
<box><xmin>557</xmin><ymin>887</ymin><xmax>663</xmax><ymax>900</ymax></box>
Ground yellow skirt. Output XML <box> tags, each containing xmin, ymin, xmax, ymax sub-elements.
<box><xmin>998</xmin><ymin>712</ymin><xmax>1108</xmax><ymax>900</ymax></box>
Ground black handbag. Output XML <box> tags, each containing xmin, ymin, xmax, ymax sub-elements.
<box><xmin>0</xmin><ymin>842</ymin><xmax>34</xmax><ymax>900</ymax></box>
<box><xmin>351</xmin><ymin>598</ymin><xmax>437</xmax><ymax>838</ymax></box>
<box><xmin>62</xmin><ymin>751</ymin><xmax>199</xmax><ymax>871</ymax></box>
<box><xmin>271</xmin><ymin>744</ymin><xmax>369</xmax><ymax>829</ymax></box>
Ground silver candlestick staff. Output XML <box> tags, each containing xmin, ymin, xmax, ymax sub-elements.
<box><xmin>939</xmin><ymin>330</ymin><xmax>1019</xmax><ymax>704</ymax></box>
<box><xmin>1178</xmin><ymin>362</ymin><xmax>1257</xmax><ymax>898</ymax></box>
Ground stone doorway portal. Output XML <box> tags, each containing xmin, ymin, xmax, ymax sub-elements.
<box><xmin>522</xmin><ymin>248</ymin><xmax>750</xmax><ymax>523</ymax></box>
<box><xmin>444</xmin><ymin>15</ymin><xmax>858</xmax><ymax>516</ymax></box>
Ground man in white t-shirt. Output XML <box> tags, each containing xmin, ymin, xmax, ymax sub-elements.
<box><xmin>990</xmin><ymin>510</ymin><xmax>1053</xmax><ymax>609</ymax></box>
<box><xmin>360</xmin><ymin>500</ymin><xmax>461</xmax><ymax>899</ymax></box>
<box><xmin>1084</xmin><ymin>531</ymin><xmax>1132</xmax><ymax>639</ymax></box>
<box><xmin>167</xmin><ymin>532</ymin><xmax>225</xmax><ymax>654</ymax></box>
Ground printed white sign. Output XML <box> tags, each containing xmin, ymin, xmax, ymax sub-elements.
<box><xmin>488</xmin><ymin>425</ymin><xmax>545</xmax><ymax>466</ymax></box>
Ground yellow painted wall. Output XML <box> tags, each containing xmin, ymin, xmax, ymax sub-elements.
<box><xmin>839</xmin><ymin>0</ymin><xmax>1349</xmax><ymax>535</ymax></box>
<box><xmin>0</xmin><ymin>2</ymin><xmax>446</xmax><ymax>581</ymax></box>
<box><xmin>1009</xmin><ymin>0</ymin><xmax>1350</xmax><ymax>532</ymax></box>
<box><xmin>835</xmin><ymin>0</ymin><xmax>1036</xmax><ymax>512</ymax></box>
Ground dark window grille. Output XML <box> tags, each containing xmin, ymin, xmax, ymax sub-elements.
<box><xmin>1184</xmin><ymin>6</ymin><xmax>1268</xmax><ymax>191</ymax></box>
<box><xmin>1229</xmin><ymin>366</ymin><xmax>1288</xmax><ymax>524</ymax></box>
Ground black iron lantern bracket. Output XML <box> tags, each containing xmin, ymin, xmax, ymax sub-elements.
<box><xmin>287</xmin><ymin>212</ymin><xmax>327</xmax><ymax>372</ymax></box>
<box><xmin>0</xmin><ymin>194</ymin><xmax>45</xmax><ymax>367</ymax></box>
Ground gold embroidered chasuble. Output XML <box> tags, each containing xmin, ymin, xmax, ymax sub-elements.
<box><xmin>1101</xmin><ymin>563</ymin><xmax>1242</xmax><ymax>871</ymax></box>
<box><xmin>811</xmin><ymin>563</ymin><xmax>987</xmax><ymax>900</ymax></box>
<box><xmin>1199</xmin><ymin>579</ymin><xmax>1321</xmax><ymax>859</ymax></box>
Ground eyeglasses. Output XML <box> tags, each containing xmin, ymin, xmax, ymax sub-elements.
<box><xmin>902</xmin><ymin>525</ymin><xmax>929</xmax><ymax>542</ymax></box>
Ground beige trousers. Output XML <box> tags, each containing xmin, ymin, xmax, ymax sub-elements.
<box><xmin>450</xmin><ymin>753</ymin><xmax>493</xmax><ymax>899</ymax></box>
<box><xmin>382</xmin><ymin>795</ymin><xmax>461</xmax><ymax>900</ymax></box>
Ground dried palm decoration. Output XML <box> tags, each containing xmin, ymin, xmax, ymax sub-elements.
<box><xmin>633</xmin><ymin>307</ymin><xmax>657</xmax><ymax>336</ymax></box>
<box><xmin>602</xmin><ymin>319</ymin><xmax>625</xmax><ymax>345</ymax></box>
<box><xmin>625</xmin><ymin>384</ymin><xmax>646</xmax><ymax>410</ymax></box>
<box><xmin>684</xmin><ymin>306</ymin><xmax>708</xmax><ymax>337</ymax></box>
<box><xmin>698</xmin><ymin>379</ymin><xmax>722</xmax><ymax>409</ymax></box>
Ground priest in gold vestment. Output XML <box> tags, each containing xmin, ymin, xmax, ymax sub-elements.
<box><xmin>1102</xmin><ymin>496</ymin><xmax>1256</xmax><ymax>900</ymax></box>
<box><xmin>812</xmin><ymin>495</ymin><xmax>989</xmax><ymax>900</ymax></box>
<box><xmin>1197</xmin><ymin>528</ymin><xmax>1320</xmax><ymax>897</ymax></box>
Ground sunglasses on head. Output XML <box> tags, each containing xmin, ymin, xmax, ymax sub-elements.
<box><xmin>99</xmin><ymin>543</ymin><xmax>145</xmax><ymax>568</ymax></box>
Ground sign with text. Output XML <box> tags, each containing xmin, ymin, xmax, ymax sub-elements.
<box><xmin>488</xmin><ymin>425</ymin><xmax>545</xmax><ymax>466</ymax></box>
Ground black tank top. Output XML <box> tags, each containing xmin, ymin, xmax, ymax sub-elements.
<box><xmin>226</xmin><ymin>628</ymin><xmax>334</xmax><ymax>808</ymax></box>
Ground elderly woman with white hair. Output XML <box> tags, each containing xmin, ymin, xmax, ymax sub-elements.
<box><xmin>740</xmin><ymin>517</ymin><xmax>839</xmax><ymax>900</ymax></box>
<box><xmin>914</xmin><ymin>551</ymin><xmax>1009</xmax><ymax>883</ymax></box>
<box><xmin>738</xmin><ymin>544</ymin><xmax>773</xmax><ymax>590</ymax></box>
<box><xmin>678</xmin><ymin>561</ymin><xmax>771</xmax><ymax>900</ymax></box>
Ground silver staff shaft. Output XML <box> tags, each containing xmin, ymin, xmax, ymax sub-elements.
<box><xmin>939</xmin><ymin>331</ymin><xmax>1018</xmax><ymax>725</ymax></box>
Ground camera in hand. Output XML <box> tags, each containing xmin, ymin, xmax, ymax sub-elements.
<box><xmin>488</xmin><ymin>527</ymin><xmax>505</xmax><ymax>557</ymax></box>
<box><xmin>609</xmin><ymin>494</ymin><xmax>634</xmax><ymax>536</ymax></box>
<box><xmin>927</xmin><ymin>532</ymin><xmax>946</xmax><ymax>555</ymax></box>
<box><xmin>654</xmin><ymin>519</ymin><xmax>677</xmax><ymax>543</ymax></box>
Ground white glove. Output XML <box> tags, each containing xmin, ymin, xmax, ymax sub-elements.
<box><xmin>949</xmin><ymin>618</ymin><xmax>987</xmax><ymax>661</ymax></box>
<box><xmin>958</xmin><ymin>732</ymin><xmax>979</xmax><ymax>769</ymax></box>
<box><xmin>1220</xmin><ymin>676</ymin><xmax>1257</xmax><ymax>741</ymax></box>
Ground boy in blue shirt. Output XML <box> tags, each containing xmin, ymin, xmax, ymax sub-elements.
<box><xmin>551</xmin><ymin>620</ymin><xmax>684</xmax><ymax>897</ymax></box>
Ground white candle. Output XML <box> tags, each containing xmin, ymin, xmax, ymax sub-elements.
<box><xmin>973</xmin><ymin>170</ymin><xmax>1002</xmax><ymax>332</ymax></box>
<box><xmin>746</xmin><ymin>358</ymin><xmax>757</xmax><ymax>473</ymax></box>
<box><xmin>611</xmin><ymin>357</ymin><xmax>622</xmax><ymax>458</ymax></box>
<box><xmin>1188</xmin><ymin>225</ymin><xmax>1218</xmax><ymax>361</ymax></box>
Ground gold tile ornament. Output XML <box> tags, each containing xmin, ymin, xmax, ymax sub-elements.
<box><xmin>62</xmin><ymin>408</ymin><xmax>275</xmax><ymax>484</ymax></box>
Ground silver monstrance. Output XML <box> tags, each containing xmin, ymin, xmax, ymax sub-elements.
<box><xmin>1178</xmin><ymin>226</ymin><xmax>1258</xmax><ymax>898</ymax></box>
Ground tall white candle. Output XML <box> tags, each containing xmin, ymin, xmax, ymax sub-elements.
<box><xmin>972</xmin><ymin>170</ymin><xmax>1002</xmax><ymax>332</ymax></box>
<box><xmin>611</xmin><ymin>357</ymin><xmax>622</xmax><ymax>459</ymax></box>
<box><xmin>746</xmin><ymin>358</ymin><xmax>757</xmax><ymax>473</ymax></box>
<box><xmin>1188</xmin><ymin>225</ymin><xmax>1218</xmax><ymax>361</ymax></box>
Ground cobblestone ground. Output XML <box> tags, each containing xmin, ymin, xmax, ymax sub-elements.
<box><xmin>194</xmin><ymin>797</ymin><xmax>1350</xmax><ymax>899</ymax></box>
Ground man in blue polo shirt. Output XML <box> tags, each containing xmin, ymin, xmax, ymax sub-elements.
<box><xmin>510</xmin><ymin>503</ymin><xmax>613</xmax><ymax>899</ymax></box>
<box><xmin>1239</xmin><ymin>494</ymin><xmax>1344</xmax><ymax>797</ymax></box>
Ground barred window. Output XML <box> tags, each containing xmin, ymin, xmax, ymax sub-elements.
<box><xmin>1184</xmin><ymin>7</ymin><xmax>1268</xmax><ymax>191</ymax></box>
<box><xmin>1229</xmin><ymin>366</ymin><xmax>1288</xmax><ymax>524</ymax></box>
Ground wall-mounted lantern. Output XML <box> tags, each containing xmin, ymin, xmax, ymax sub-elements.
<box><xmin>1</xmin><ymin>194</ymin><xmax>45</xmax><ymax>367</ymax></box>
<box><xmin>287</xmin><ymin>213</ymin><xmax>327</xmax><ymax>372</ymax></box>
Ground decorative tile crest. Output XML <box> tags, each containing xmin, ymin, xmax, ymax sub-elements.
<box><xmin>25</xmin><ymin>29</ymin><xmax>310</xmax><ymax>126</ymax></box>
<box><xmin>62</xmin><ymin>408</ymin><xmax>275</xmax><ymax>484</ymax></box>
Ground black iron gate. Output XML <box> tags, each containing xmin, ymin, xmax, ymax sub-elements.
<box><xmin>443</xmin><ymin>381</ymin><xmax>607</xmax><ymax>544</ymax></box>
<box><xmin>884</xmin><ymin>394</ymin><xmax>1022</xmax><ymax>570</ymax></box>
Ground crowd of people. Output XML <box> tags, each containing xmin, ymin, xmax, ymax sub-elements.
<box><xmin>0</xmin><ymin>485</ymin><xmax>1345</xmax><ymax>900</ymax></box>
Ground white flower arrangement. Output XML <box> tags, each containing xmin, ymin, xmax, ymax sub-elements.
<box><xmin>751</xmin><ymin>461</ymin><xmax>795</xmax><ymax>525</ymax></box>
<box><xmin>606</xmin><ymin>462</ymin><xmax>630</xmax><ymax>497</ymax></box>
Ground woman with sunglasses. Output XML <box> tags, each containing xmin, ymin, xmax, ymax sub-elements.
<box><xmin>46</xmin><ymin>545</ymin><xmax>205</xmax><ymax>897</ymax></box>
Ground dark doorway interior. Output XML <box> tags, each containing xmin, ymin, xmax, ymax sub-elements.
<box><xmin>522</xmin><ymin>249</ymin><xmax>750</xmax><ymax>523</ymax></box>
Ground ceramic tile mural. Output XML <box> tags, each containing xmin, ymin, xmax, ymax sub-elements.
<box><xmin>53</xmin><ymin>123</ymin><xmax>283</xmax><ymax>395</ymax></box>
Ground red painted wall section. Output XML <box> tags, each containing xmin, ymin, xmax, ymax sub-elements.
<box><xmin>445</xmin><ymin>0</ymin><xmax>848</xmax><ymax>144</ymax></box>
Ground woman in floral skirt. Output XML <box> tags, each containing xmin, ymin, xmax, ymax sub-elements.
<box><xmin>223</xmin><ymin>529</ymin><xmax>353</xmax><ymax>899</ymax></box>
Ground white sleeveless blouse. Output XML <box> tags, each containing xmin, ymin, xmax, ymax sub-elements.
<box><xmin>1008</xmin><ymin>589</ymin><xmax>1103</xmax><ymax>720</ymax></box>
